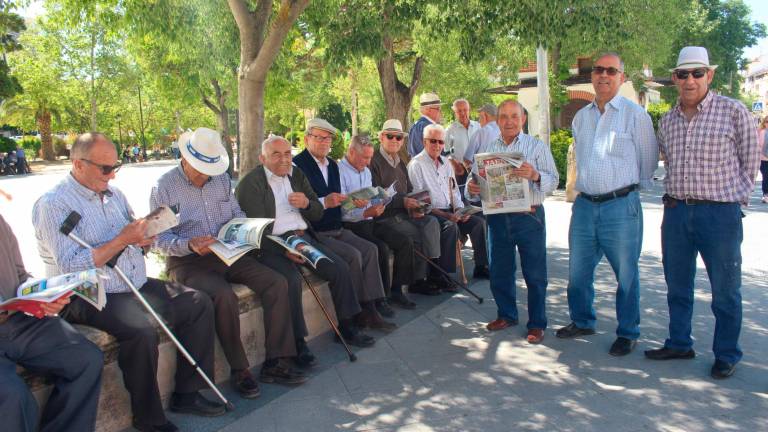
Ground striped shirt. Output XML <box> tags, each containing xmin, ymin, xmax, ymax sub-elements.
<box><xmin>407</xmin><ymin>151</ymin><xmax>463</xmax><ymax>210</ymax></box>
<box><xmin>659</xmin><ymin>91</ymin><xmax>760</xmax><ymax>204</ymax></box>
<box><xmin>150</xmin><ymin>164</ymin><xmax>244</xmax><ymax>257</ymax></box>
<box><xmin>32</xmin><ymin>174</ymin><xmax>146</xmax><ymax>294</ymax></box>
<box><xmin>468</xmin><ymin>133</ymin><xmax>559</xmax><ymax>206</ymax></box>
<box><xmin>572</xmin><ymin>95</ymin><xmax>658</xmax><ymax>195</ymax></box>
<box><xmin>338</xmin><ymin>157</ymin><xmax>373</xmax><ymax>222</ymax></box>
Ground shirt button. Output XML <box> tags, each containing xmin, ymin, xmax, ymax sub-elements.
<box><xmin>684</xmin><ymin>176</ymin><xmax>688</xmax><ymax>180</ymax></box>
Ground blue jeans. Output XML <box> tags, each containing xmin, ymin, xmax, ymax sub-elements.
<box><xmin>487</xmin><ymin>206</ymin><xmax>548</xmax><ymax>329</ymax></box>
<box><xmin>661</xmin><ymin>201</ymin><xmax>743</xmax><ymax>364</ymax></box>
<box><xmin>567</xmin><ymin>191</ymin><xmax>642</xmax><ymax>339</ymax></box>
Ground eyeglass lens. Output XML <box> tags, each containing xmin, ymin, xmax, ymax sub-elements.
<box><xmin>674</xmin><ymin>69</ymin><xmax>707</xmax><ymax>80</ymax></box>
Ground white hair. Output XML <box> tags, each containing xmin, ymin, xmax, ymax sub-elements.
<box><xmin>261</xmin><ymin>135</ymin><xmax>290</xmax><ymax>156</ymax></box>
<box><xmin>422</xmin><ymin>124</ymin><xmax>446</xmax><ymax>140</ymax></box>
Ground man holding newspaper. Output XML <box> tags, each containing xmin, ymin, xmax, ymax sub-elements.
<box><xmin>466</xmin><ymin>100</ymin><xmax>559</xmax><ymax>343</ymax></box>
<box><xmin>150</xmin><ymin>128</ymin><xmax>307</xmax><ymax>397</ymax></box>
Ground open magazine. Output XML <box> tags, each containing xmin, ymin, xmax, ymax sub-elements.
<box><xmin>406</xmin><ymin>189</ymin><xmax>432</xmax><ymax>217</ymax></box>
<box><xmin>0</xmin><ymin>269</ymin><xmax>106</xmax><ymax>318</ymax></box>
<box><xmin>341</xmin><ymin>182</ymin><xmax>397</xmax><ymax>211</ymax></box>
<box><xmin>266</xmin><ymin>235</ymin><xmax>332</xmax><ymax>270</ymax></box>
<box><xmin>453</xmin><ymin>205</ymin><xmax>483</xmax><ymax>217</ymax></box>
<box><xmin>145</xmin><ymin>205</ymin><xmax>180</xmax><ymax>237</ymax></box>
<box><xmin>209</xmin><ymin>218</ymin><xmax>274</xmax><ymax>266</ymax></box>
<box><xmin>473</xmin><ymin>152</ymin><xmax>532</xmax><ymax>214</ymax></box>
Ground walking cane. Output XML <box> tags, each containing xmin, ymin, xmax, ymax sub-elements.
<box><xmin>59</xmin><ymin>211</ymin><xmax>235</xmax><ymax>411</ymax></box>
<box><xmin>413</xmin><ymin>248</ymin><xmax>484</xmax><ymax>304</ymax></box>
<box><xmin>297</xmin><ymin>270</ymin><xmax>357</xmax><ymax>362</ymax></box>
<box><xmin>448</xmin><ymin>178</ymin><xmax>470</xmax><ymax>287</ymax></box>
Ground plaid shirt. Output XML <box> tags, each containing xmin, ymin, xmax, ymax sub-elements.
<box><xmin>659</xmin><ymin>91</ymin><xmax>760</xmax><ymax>204</ymax></box>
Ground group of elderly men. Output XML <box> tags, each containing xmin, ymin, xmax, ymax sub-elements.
<box><xmin>0</xmin><ymin>45</ymin><xmax>760</xmax><ymax>432</ymax></box>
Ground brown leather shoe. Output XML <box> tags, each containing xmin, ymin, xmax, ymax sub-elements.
<box><xmin>486</xmin><ymin>318</ymin><xmax>518</xmax><ymax>331</ymax></box>
<box><xmin>527</xmin><ymin>328</ymin><xmax>544</xmax><ymax>344</ymax></box>
<box><xmin>356</xmin><ymin>309</ymin><xmax>397</xmax><ymax>333</ymax></box>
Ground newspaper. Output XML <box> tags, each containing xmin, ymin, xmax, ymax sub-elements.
<box><xmin>0</xmin><ymin>269</ymin><xmax>106</xmax><ymax>318</ymax></box>
<box><xmin>209</xmin><ymin>218</ymin><xmax>274</xmax><ymax>266</ymax></box>
<box><xmin>266</xmin><ymin>235</ymin><xmax>332</xmax><ymax>269</ymax></box>
<box><xmin>145</xmin><ymin>205</ymin><xmax>180</xmax><ymax>237</ymax></box>
<box><xmin>341</xmin><ymin>181</ymin><xmax>397</xmax><ymax>210</ymax></box>
<box><xmin>406</xmin><ymin>189</ymin><xmax>432</xmax><ymax>217</ymax></box>
<box><xmin>473</xmin><ymin>151</ymin><xmax>532</xmax><ymax>214</ymax></box>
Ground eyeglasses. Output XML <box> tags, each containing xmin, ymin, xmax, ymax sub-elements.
<box><xmin>426</xmin><ymin>138</ymin><xmax>445</xmax><ymax>145</ymax></box>
<box><xmin>307</xmin><ymin>134</ymin><xmax>333</xmax><ymax>143</ymax></box>
<box><xmin>80</xmin><ymin>159</ymin><xmax>122</xmax><ymax>175</ymax></box>
<box><xmin>385</xmin><ymin>134</ymin><xmax>404</xmax><ymax>141</ymax></box>
<box><xmin>674</xmin><ymin>68</ymin><xmax>707</xmax><ymax>80</ymax></box>
<box><xmin>591</xmin><ymin>66</ymin><xmax>623</xmax><ymax>76</ymax></box>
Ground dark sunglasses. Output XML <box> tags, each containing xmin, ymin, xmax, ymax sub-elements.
<box><xmin>591</xmin><ymin>66</ymin><xmax>623</xmax><ymax>76</ymax></box>
<box><xmin>385</xmin><ymin>134</ymin><xmax>404</xmax><ymax>141</ymax></box>
<box><xmin>81</xmin><ymin>159</ymin><xmax>122</xmax><ymax>175</ymax></box>
<box><xmin>426</xmin><ymin>138</ymin><xmax>445</xmax><ymax>145</ymax></box>
<box><xmin>674</xmin><ymin>68</ymin><xmax>707</xmax><ymax>80</ymax></box>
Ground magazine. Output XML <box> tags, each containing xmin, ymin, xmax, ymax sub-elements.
<box><xmin>0</xmin><ymin>269</ymin><xmax>106</xmax><ymax>318</ymax></box>
<box><xmin>473</xmin><ymin>152</ymin><xmax>532</xmax><ymax>214</ymax></box>
<box><xmin>406</xmin><ymin>189</ymin><xmax>432</xmax><ymax>217</ymax></box>
<box><xmin>209</xmin><ymin>218</ymin><xmax>275</xmax><ymax>266</ymax></box>
<box><xmin>341</xmin><ymin>182</ymin><xmax>397</xmax><ymax>211</ymax></box>
<box><xmin>453</xmin><ymin>205</ymin><xmax>483</xmax><ymax>217</ymax></box>
<box><xmin>266</xmin><ymin>235</ymin><xmax>332</xmax><ymax>269</ymax></box>
<box><xmin>145</xmin><ymin>205</ymin><xmax>180</xmax><ymax>237</ymax></box>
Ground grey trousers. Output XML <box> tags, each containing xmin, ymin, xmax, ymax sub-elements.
<box><xmin>376</xmin><ymin>214</ymin><xmax>441</xmax><ymax>280</ymax></box>
<box><xmin>316</xmin><ymin>228</ymin><xmax>385</xmax><ymax>302</ymax></box>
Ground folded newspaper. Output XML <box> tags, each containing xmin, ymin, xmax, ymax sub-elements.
<box><xmin>341</xmin><ymin>182</ymin><xmax>397</xmax><ymax>211</ymax></box>
<box><xmin>0</xmin><ymin>269</ymin><xmax>106</xmax><ymax>318</ymax></box>
<box><xmin>266</xmin><ymin>235</ymin><xmax>332</xmax><ymax>269</ymax></box>
<box><xmin>473</xmin><ymin>152</ymin><xmax>532</xmax><ymax>214</ymax></box>
<box><xmin>145</xmin><ymin>205</ymin><xmax>180</xmax><ymax>237</ymax></box>
<box><xmin>209</xmin><ymin>218</ymin><xmax>275</xmax><ymax>266</ymax></box>
<box><xmin>406</xmin><ymin>189</ymin><xmax>432</xmax><ymax>217</ymax></box>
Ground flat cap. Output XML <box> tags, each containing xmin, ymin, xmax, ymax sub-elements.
<box><xmin>306</xmin><ymin>118</ymin><xmax>338</xmax><ymax>135</ymax></box>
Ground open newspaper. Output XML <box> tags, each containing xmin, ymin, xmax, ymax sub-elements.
<box><xmin>341</xmin><ymin>181</ymin><xmax>397</xmax><ymax>211</ymax></box>
<box><xmin>145</xmin><ymin>205</ymin><xmax>180</xmax><ymax>237</ymax></box>
<box><xmin>0</xmin><ymin>269</ymin><xmax>106</xmax><ymax>318</ymax></box>
<box><xmin>266</xmin><ymin>235</ymin><xmax>332</xmax><ymax>269</ymax></box>
<box><xmin>473</xmin><ymin>151</ymin><xmax>532</xmax><ymax>214</ymax></box>
<box><xmin>209</xmin><ymin>218</ymin><xmax>275</xmax><ymax>266</ymax></box>
<box><xmin>406</xmin><ymin>189</ymin><xmax>432</xmax><ymax>217</ymax></box>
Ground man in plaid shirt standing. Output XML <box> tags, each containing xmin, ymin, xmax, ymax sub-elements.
<box><xmin>644</xmin><ymin>47</ymin><xmax>760</xmax><ymax>380</ymax></box>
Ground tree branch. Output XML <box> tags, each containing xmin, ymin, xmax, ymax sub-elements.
<box><xmin>245</xmin><ymin>0</ymin><xmax>311</xmax><ymax>81</ymax></box>
<box><xmin>251</xmin><ymin>0</ymin><xmax>273</xmax><ymax>54</ymax></box>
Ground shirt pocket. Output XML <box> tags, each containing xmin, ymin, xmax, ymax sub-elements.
<box><xmin>215</xmin><ymin>200</ymin><xmax>235</xmax><ymax>223</ymax></box>
<box><xmin>607</xmin><ymin>132</ymin><xmax>633</xmax><ymax>158</ymax></box>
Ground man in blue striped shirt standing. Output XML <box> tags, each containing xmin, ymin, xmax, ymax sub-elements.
<box><xmin>466</xmin><ymin>100</ymin><xmax>559</xmax><ymax>344</ymax></box>
<box><xmin>555</xmin><ymin>53</ymin><xmax>658</xmax><ymax>357</ymax></box>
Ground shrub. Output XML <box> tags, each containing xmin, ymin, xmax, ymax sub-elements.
<box><xmin>0</xmin><ymin>136</ymin><xmax>15</xmax><ymax>153</ymax></box>
<box><xmin>647</xmin><ymin>102</ymin><xmax>671</xmax><ymax>132</ymax></box>
<box><xmin>549</xmin><ymin>128</ymin><xmax>573</xmax><ymax>189</ymax></box>
<box><xmin>54</xmin><ymin>135</ymin><xmax>69</xmax><ymax>158</ymax></box>
<box><xmin>19</xmin><ymin>135</ymin><xmax>41</xmax><ymax>158</ymax></box>
<box><xmin>328</xmin><ymin>132</ymin><xmax>347</xmax><ymax>161</ymax></box>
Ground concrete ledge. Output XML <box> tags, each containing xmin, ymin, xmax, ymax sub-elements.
<box><xmin>25</xmin><ymin>270</ymin><xmax>336</xmax><ymax>432</ymax></box>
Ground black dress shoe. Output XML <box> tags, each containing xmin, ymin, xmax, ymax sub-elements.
<box><xmin>609</xmin><ymin>337</ymin><xmax>637</xmax><ymax>356</ymax></box>
<box><xmin>409</xmin><ymin>279</ymin><xmax>441</xmax><ymax>296</ymax></box>
<box><xmin>710</xmin><ymin>359</ymin><xmax>736</xmax><ymax>379</ymax></box>
<box><xmin>169</xmin><ymin>391</ymin><xmax>226</xmax><ymax>417</ymax></box>
<box><xmin>231</xmin><ymin>369</ymin><xmax>261</xmax><ymax>399</ymax></box>
<box><xmin>355</xmin><ymin>309</ymin><xmax>397</xmax><ymax>333</ymax></box>
<box><xmin>260</xmin><ymin>358</ymin><xmax>309</xmax><ymax>385</ymax></box>
<box><xmin>555</xmin><ymin>322</ymin><xmax>596</xmax><ymax>339</ymax></box>
<box><xmin>644</xmin><ymin>347</ymin><xmax>696</xmax><ymax>360</ymax></box>
<box><xmin>132</xmin><ymin>419</ymin><xmax>179</xmax><ymax>432</ymax></box>
<box><xmin>389</xmin><ymin>292</ymin><xmax>416</xmax><ymax>309</ymax></box>
<box><xmin>472</xmin><ymin>265</ymin><xmax>490</xmax><ymax>279</ymax></box>
<box><xmin>294</xmin><ymin>338</ymin><xmax>317</xmax><ymax>368</ymax></box>
<box><xmin>376</xmin><ymin>299</ymin><xmax>396</xmax><ymax>318</ymax></box>
<box><xmin>337</xmin><ymin>329</ymin><xmax>376</xmax><ymax>347</ymax></box>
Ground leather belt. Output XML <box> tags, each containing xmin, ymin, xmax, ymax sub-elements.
<box><xmin>580</xmin><ymin>184</ymin><xmax>638</xmax><ymax>203</ymax></box>
<box><xmin>664</xmin><ymin>194</ymin><xmax>732</xmax><ymax>206</ymax></box>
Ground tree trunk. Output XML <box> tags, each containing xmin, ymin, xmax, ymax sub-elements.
<box><xmin>214</xmin><ymin>80</ymin><xmax>234</xmax><ymax>176</ymax></box>
<box><xmin>237</xmin><ymin>75</ymin><xmax>266</xmax><ymax>175</ymax></box>
<box><xmin>37</xmin><ymin>111</ymin><xmax>54</xmax><ymax>161</ymax></box>
<box><xmin>90</xmin><ymin>29</ymin><xmax>97</xmax><ymax>131</ymax></box>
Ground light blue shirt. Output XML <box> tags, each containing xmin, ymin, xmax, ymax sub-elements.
<box><xmin>446</xmin><ymin>120</ymin><xmax>481</xmax><ymax>161</ymax></box>
<box><xmin>467</xmin><ymin>133</ymin><xmax>559</xmax><ymax>206</ymax></box>
<box><xmin>572</xmin><ymin>95</ymin><xmax>658</xmax><ymax>195</ymax></box>
<box><xmin>338</xmin><ymin>157</ymin><xmax>373</xmax><ymax>222</ymax></box>
<box><xmin>464</xmin><ymin>121</ymin><xmax>500</xmax><ymax>163</ymax></box>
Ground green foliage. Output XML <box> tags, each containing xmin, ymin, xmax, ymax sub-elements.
<box><xmin>647</xmin><ymin>102</ymin><xmax>671</xmax><ymax>132</ymax></box>
<box><xmin>0</xmin><ymin>136</ymin><xmax>15</xmax><ymax>153</ymax></box>
<box><xmin>318</xmin><ymin>102</ymin><xmax>352</xmax><ymax>133</ymax></box>
<box><xmin>19</xmin><ymin>135</ymin><xmax>41</xmax><ymax>157</ymax></box>
<box><xmin>549</xmin><ymin>129</ymin><xmax>573</xmax><ymax>189</ymax></box>
<box><xmin>329</xmin><ymin>133</ymin><xmax>347</xmax><ymax>161</ymax></box>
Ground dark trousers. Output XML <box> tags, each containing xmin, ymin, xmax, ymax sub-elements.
<box><xmin>167</xmin><ymin>254</ymin><xmax>296</xmax><ymax>366</ymax></box>
<box><xmin>433</xmin><ymin>213</ymin><xmax>486</xmax><ymax>272</ymax></box>
<box><xmin>760</xmin><ymin>160</ymin><xmax>768</xmax><ymax>195</ymax></box>
<box><xmin>257</xmin><ymin>251</ymin><xmax>309</xmax><ymax>340</ymax></box>
<box><xmin>346</xmin><ymin>218</ymin><xmax>416</xmax><ymax>295</ymax></box>
<box><xmin>487</xmin><ymin>208</ymin><xmax>548</xmax><ymax>329</ymax></box>
<box><xmin>63</xmin><ymin>278</ymin><xmax>214</xmax><ymax>426</ymax></box>
<box><xmin>0</xmin><ymin>315</ymin><xmax>102</xmax><ymax>432</ymax></box>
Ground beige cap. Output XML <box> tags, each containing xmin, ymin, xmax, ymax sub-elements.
<box><xmin>306</xmin><ymin>118</ymin><xmax>338</xmax><ymax>135</ymax></box>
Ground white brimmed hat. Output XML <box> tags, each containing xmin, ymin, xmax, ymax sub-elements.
<box><xmin>671</xmin><ymin>46</ymin><xmax>718</xmax><ymax>71</ymax></box>
<box><xmin>419</xmin><ymin>92</ymin><xmax>442</xmax><ymax>107</ymax></box>
<box><xmin>179</xmin><ymin>127</ymin><xmax>229</xmax><ymax>176</ymax></box>
<box><xmin>378</xmin><ymin>119</ymin><xmax>408</xmax><ymax>136</ymax></box>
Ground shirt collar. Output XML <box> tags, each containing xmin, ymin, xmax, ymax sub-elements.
<box><xmin>264</xmin><ymin>165</ymin><xmax>292</xmax><ymax>180</ymax></box>
<box><xmin>674</xmin><ymin>90</ymin><xmax>715</xmax><ymax>115</ymax></box>
<box><xmin>588</xmin><ymin>94</ymin><xmax>623</xmax><ymax>112</ymax></box>
<box><xmin>379</xmin><ymin>147</ymin><xmax>399</xmax><ymax>167</ymax></box>
<box><xmin>176</xmin><ymin>162</ymin><xmax>212</xmax><ymax>186</ymax></box>
<box><xmin>66</xmin><ymin>172</ymin><xmax>112</xmax><ymax>202</ymax></box>
<box><xmin>310</xmin><ymin>152</ymin><xmax>328</xmax><ymax>167</ymax></box>
<box><xmin>340</xmin><ymin>156</ymin><xmax>364</xmax><ymax>174</ymax></box>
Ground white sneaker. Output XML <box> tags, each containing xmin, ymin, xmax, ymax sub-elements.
<box><xmin>762</xmin><ymin>195</ymin><xmax>768</xmax><ymax>204</ymax></box>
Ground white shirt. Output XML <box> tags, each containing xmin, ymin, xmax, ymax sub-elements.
<box><xmin>407</xmin><ymin>151</ymin><xmax>464</xmax><ymax>210</ymax></box>
<box><xmin>446</xmin><ymin>120</ymin><xmax>481</xmax><ymax>161</ymax></box>
<box><xmin>264</xmin><ymin>166</ymin><xmax>308</xmax><ymax>235</ymax></box>
<box><xmin>311</xmin><ymin>153</ymin><xmax>330</xmax><ymax>184</ymax></box>
<box><xmin>465</xmin><ymin>121</ymin><xmax>501</xmax><ymax>163</ymax></box>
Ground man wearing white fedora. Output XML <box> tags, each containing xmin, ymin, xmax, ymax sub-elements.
<box><xmin>151</xmin><ymin>128</ymin><xmax>308</xmax><ymax>395</ymax></box>
<box><xmin>407</xmin><ymin>92</ymin><xmax>443</xmax><ymax>157</ymax></box>
<box><xmin>645</xmin><ymin>46</ymin><xmax>760</xmax><ymax>380</ymax></box>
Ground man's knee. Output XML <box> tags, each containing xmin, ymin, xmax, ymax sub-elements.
<box><xmin>0</xmin><ymin>374</ymin><xmax>37</xmax><ymax>430</ymax></box>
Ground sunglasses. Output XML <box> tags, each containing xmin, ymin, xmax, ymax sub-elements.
<box><xmin>81</xmin><ymin>159</ymin><xmax>122</xmax><ymax>175</ymax></box>
<box><xmin>591</xmin><ymin>66</ymin><xmax>623</xmax><ymax>76</ymax></box>
<box><xmin>426</xmin><ymin>138</ymin><xmax>445</xmax><ymax>145</ymax></box>
<box><xmin>674</xmin><ymin>68</ymin><xmax>707</xmax><ymax>80</ymax></box>
<box><xmin>385</xmin><ymin>134</ymin><xmax>404</xmax><ymax>141</ymax></box>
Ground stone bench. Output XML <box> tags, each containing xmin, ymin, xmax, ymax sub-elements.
<box><xmin>24</xmin><ymin>270</ymin><xmax>336</xmax><ymax>432</ymax></box>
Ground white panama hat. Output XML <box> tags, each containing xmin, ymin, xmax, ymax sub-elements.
<box><xmin>671</xmin><ymin>46</ymin><xmax>718</xmax><ymax>71</ymax></box>
<box><xmin>179</xmin><ymin>127</ymin><xmax>229</xmax><ymax>176</ymax></box>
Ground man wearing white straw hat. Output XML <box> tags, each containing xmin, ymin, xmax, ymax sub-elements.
<box><xmin>644</xmin><ymin>46</ymin><xmax>760</xmax><ymax>380</ymax></box>
<box><xmin>407</xmin><ymin>92</ymin><xmax>443</xmax><ymax>157</ymax></box>
<box><xmin>150</xmin><ymin>128</ymin><xmax>308</xmax><ymax>399</ymax></box>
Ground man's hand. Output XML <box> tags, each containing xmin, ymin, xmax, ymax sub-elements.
<box><xmin>460</xmin><ymin>214</ymin><xmax>471</xmax><ymax>222</ymax></box>
<box><xmin>324</xmin><ymin>192</ymin><xmax>347</xmax><ymax>208</ymax></box>
<box><xmin>512</xmin><ymin>162</ymin><xmax>540</xmax><ymax>181</ymax></box>
<box><xmin>189</xmin><ymin>236</ymin><xmax>217</xmax><ymax>256</ymax></box>
<box><xmin>467</xmin><ymin>179</ymin><xmax>481</xmax><ymax>195</ymax></box>
<box><xmin>352</xmin><ymin>198</ymin><xmax>369</xmax><ymax>208</ymax></box>
<box><xmin>288</xmin><ymin>192</ymin><xmax>309</xmax><ymax>209</ymax></box>
<box><xmin>285</xmin><ymin>250</ymin><xmax>306</xmax><ymax>264</ymax></box>
<box><xmin>118</xmin><ymin>219</ymin><xmax>151</xmax><ymax>247</ymax></box>
<box><xmin>403</xmin><ymin>197</ymin><xmax>420</xmax><ymax>209</ymax></box>
<box><xmin>39</xmin><ymin>296</ymin><xmax>70</xmax><ymax>317</ymax></box>
<box><xmin>363</xmin><ymin>204</ymin><xmax>385</xmax><ymax>219</ymax></box>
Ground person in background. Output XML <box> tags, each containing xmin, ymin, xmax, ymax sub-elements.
<box><xmin>758</xmin><ymin>116</ymin><xmax>768</xmax><ymax>203</ymax></box>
